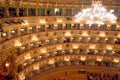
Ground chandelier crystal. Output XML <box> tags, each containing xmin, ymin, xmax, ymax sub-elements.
<box><xmin>75</xmin><ymin>0</ymin><xmax>117</xmax><ymax>25</ymax></box>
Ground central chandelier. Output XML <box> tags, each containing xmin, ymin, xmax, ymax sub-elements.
<box><xmin>75</xmin><ymin>0</ymin><xmax>117</xmax><ymax>25</ymax></box>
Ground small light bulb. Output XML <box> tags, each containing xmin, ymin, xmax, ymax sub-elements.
<box><xmin>5</xmin><ymin>62</ymin><xmax>9</xmax><ymax>67</ymax></box>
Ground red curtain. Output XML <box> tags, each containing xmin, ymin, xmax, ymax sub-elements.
<box><xmin>0</xmin><ymin>74</ymin><xmax>5</xmax><ymax>80</ymax></box>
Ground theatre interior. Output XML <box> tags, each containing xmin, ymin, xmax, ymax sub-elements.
<box><xmin>0</xmin><ymin>0</ymin><xmax>120</xmax><ymax>80</ymax></box>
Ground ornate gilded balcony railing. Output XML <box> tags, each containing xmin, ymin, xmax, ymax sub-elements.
<box><xmin>17</xmin><ymin>54</ymin><xmax>120</xmax><ymax>80</ymax></box>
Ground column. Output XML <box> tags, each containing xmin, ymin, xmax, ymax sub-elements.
<box><xmin>45</xmin><ymin>7</ymin><xmax>47</xmax><ymax>16</ymax></box>
<box><xmin>118</xmin><ymin>63</ymin><xmax>120</xmax><ymax>80</ymax></box>
<box><xmin>62</xmin><ymin>8</ymin><xmax>66</xmax><ymax>16</ymax></box>
<box><xmin>16</xmin><ymin>7</ymin><xmax>19</xmax><ymax>17</ymax></box>
<box><xmin>35</xmin><ymin>8</ymin><xmax>38</xmax><ymax>16</ymax></box>
<box><xmin>17</xmin><ymin>28</ymin><xmax>21</xmax><ymax>36</ymax></box>
<box><xmin>118</xmin><ymin>73</ymin><xmax>120</xmax><ymax>80</ymax></box>
<box><xmin>118</xmin><ymin>9</ymin><xmax>120</xmax><ymax>21</ymax></box>
<box><xmin>25</xmin><ymin>8</ymin><xmax>28</xmax><ymax>16</ymax></box>
<box><xmin>5</xmin><ymin>7</ymin><xmax>9</xmax><ymax>17</ymax></box>
<box><xmin>72</xmin><ymin>8</ymin><xmax>75</xmax><ymax>16</ymax></box>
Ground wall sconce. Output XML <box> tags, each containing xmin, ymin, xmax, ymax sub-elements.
<box><xmin>89</xmin><ymin>44</ymin><xmax>96</xmax><ymax>49</ymax></box>
<box><xmin>31</xmin><ymin>58</ymin><xmax>35</xmax><ymax>62</ymax></box>
<box><xmin>99</xmin><ymin>32</ymin><xmax>105</xmax><ymax>37</ymax></box>
<box><xmin>29</xmin><ymin>27</ymin><xmax>32</xmax><ymax>30</ymax></box>
<box><xmin>107</xmin><ymin>25</ymin><xmax>110</xmax><ymax>27</ymax></box>
<box><xmin>55</xmin><ymin>8</ymin><xmax>59</xmax><ymax>13</ymax></box>
<box><xmin>24</xmin><ymin>54</ymin><xmax>31</xmax><ymax>60</ymax></box>
<box><xmin>97</xmin><ymin>56</ymin><xmax>103</xmax><ymax>62</ymax></box>
<box><xmin>105</xmin><ymin>38</ymin><xmax>108</xmax><ymax>40</ymax></box>
<box><xmin>22</xmin><ymin>46</ymin><xmax>26</xmax><ymax>50</ymax></box>
<box><xmin>118</xmin><ymin>34</ymin><xmax>120</xmax><ymax>37</ymax></box>
<box><xmin>54</xmin><ymin>24</ymin><xmax>57</xmax><ymax>27</ymax></box>
<box><xmin>103</xmin><ymin>50</ymin><xmax>106</xmax><ymax>53</ymax></box>
<box><xmin>20</xmin><ymin>28</ymin><xmax>25</xmax><ymax>32</ymax></box>
<box><xmin>113</xmin><ymin>58</ymin><xmax>119</xmax><ymax>63</ymax></box>
<box><xmin>73</xmin><ymin>44</ymin><xmax>79</xmax><ymax>49</ymax></box>
<box><xmin>54</xmin><ymin>38</ymin><xmax>57</xmax><ymax>41</ymax></box>
<box><xmin>107</xmin><ymin>45</ymin><xmax>112</xmax><ymax>50</ymax></box>
<box><xmin>31</xmin><ymin>35</ymin><xmax>38</xmax><ymax>41</ymax></box>
<box><xmin>62</xmin><ymin>50</ymin><xmax>65</xmax><ymax>53</ymax></box>
<box><xmin>57</xmin><ymin>45</ymin><xmax>62</xmax><ymax>50</ymax></box>
<box><xmin>22</xmin><ymin>76</ymin><xmax>25</xmax><ymax>80</ymax></box>
<box><xmin>95</xmin><ymin>50</ymin><xmax>98</xmax><ymax>53</ymax></box>
<box><xmin>98</xmin><ymin>24</ymin><xmax>101</xmax><ymax>27</ymax></box>
<box><xmin>63</xmin><ymin>24</ymin><xmax>66</xmax><ymax>26</ymax></box>
<box><xmin>23</xmin><ymin>63</ymin><xmax>27</xmax><ymax>66</ymax></box>
<box><xmin>111</xmin><ymin>21</ymin><xmax>116</xmax><ymax>24</ymax></box>
<box><xmin>81</xmin><ymin>24</ymin><xmax>83</xmax><ymax>26</ymax></box>
<box><xmin>64</xmin><ymin>58</ymin><xmax>70</xmax><ymax>61</ymax></box>
<box><xmin>48</xmin><ymin>59</ymin><xmax>54</xmax><ymax>64</ymax></box>
<box><xmin>57</xmin><ymin>18</ymin><xmax>63</xmax><ymax>22</ymax></box>
<box><xmin>65</xmin><ymin>32</ymin><xmax>71</xmax><ymax>36</ymax></box>
<box><xmin>114</xmin><ymin>38</ymin><xmax>117</xmax><ymax>41</ymax></box>
<box><xmin>88</xmin><ymin>37</ymin><xmax>91</xmax><ymax>40</ymax></box>
<box><xmin>70</xmin><ymin>50</ymin><xmax>73</xmax><ymax>53</ymax></box>
<box><xmin>80</xmin><ymin>56</ymin><xmax>86</xmax><ymax>61</ymax></box>
<box><xmin>40</xmin><ymin>19</ymin><xmax>46</xmax><ymax>24</ymax></box>
<box><xmin>96</xmin><ymin>38</ymin><xmax>99</xmax><ymax>40</ymax></box>
<box><xmin>46</xmin><ymin>40</ymin><xmax>49</xmax><ymax>42</ymax></box>
<box><xmin>64</xmin><ymin>57</ymin><xmax>70</xmax><ymax>61</ymax></box>
<box><xmin>14</xmin><ymin>40</ymin><xmax>22</xmax><ymax>47</ymax></box>
<box><xmin>11</xmin><ymin>30</ymin><xmax>15</xmax><ymax>33</ymax></box>
<box><xmin>116</xmin><ymin>25</ymin><xmax>120</xmax><ymax>28</ymax></box>
<box><xmin>74</xmin><ymin>19</ymin><xmax>80</xmax><ymax>22</ymax></box>
<box><xmin>5</xmin><ymin>62</ymin><xmax>9</xmax><ymax>67</ymax></box>
<box><xmin>2</xmin><ymin>33</ymin><xmax>7</xmax><ymax>37</ymax></box>
<box><xmin>37</xmin><ymin>25</ymin><xmax>41</xmax><ymax>28</ymax></box>
<box><xmin>40</xmin><ymin>48</ymin><xmax>47</xmax><ymax>53</ymax></box>
<box><xmin>33</xmin><ymin>63</ymin><xmax>39</xmax><ymax>70</ymax></box>
<box><xmin>87</xmin><ymin>50</ymin><xmax>89</xmax><ymax>52</ymax></box>
<box><xmin>22</xmin><ymin>22</ymin><xmax>29</xmax><ymax>25</ymax></box>
<box><xmin>19</xmin><ymin>73</ymin><xmax>25</xmax><ymax>80</ymax></box>
<box><xmin>112</xmin><ymin>51</ymin><xmax>115</xmax><ymax>54</ymax></box>
<box><xmin>89</xmin><ymin>24</ymin><xmax>92</xmax><ymax>26</ymax></box>
<box><xmin>82</xmin><ymin>32</ymin><xmax>88</xmax><ymax>36</ymax></box>
<box><xmin>71</xmin><ymin>37</ymin><xmax>73</xmax><ymax>40</ymax></box>
<box><xmin>71</xmin><ymin>24</ymin><xmax>74</xmax><ymax>26</ymax></box>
